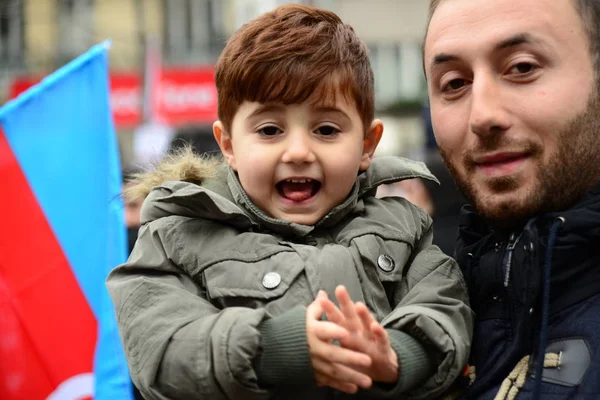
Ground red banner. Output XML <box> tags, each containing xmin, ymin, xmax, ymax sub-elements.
<box><xmin>156</xmin><ymin>67</ymin><xmax>217</xmax><ymax>126</ymax></box>
<box><xmin>8</xmin><ymin>66</ymin><xmax>218</xmax><ymax>129</ymax></box>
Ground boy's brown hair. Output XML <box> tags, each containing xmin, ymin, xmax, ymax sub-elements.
<box><xmin>215</xmin><ymin>4</ymin><xmax>374</xmax><ymax>132</ymax></box>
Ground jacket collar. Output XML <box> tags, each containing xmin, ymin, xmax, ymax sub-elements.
<box><xmin>456</xmin><ymin>181</ymin><xmax>600</xmax><ymax>254</ymax></box>
<box><xmin>142</xmin><ymin>156</ymin><xmax>438</xmax><ymax>237</ymax></box>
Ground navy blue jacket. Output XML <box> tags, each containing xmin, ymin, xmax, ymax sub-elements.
<box><xmin>456</xmin><ymin>184</ymin><xmax>600</xmax><ymax>399</ymax></box>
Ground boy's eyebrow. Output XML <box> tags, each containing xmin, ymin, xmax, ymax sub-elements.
<box><xmin>429</xmin><ymin>33</ymin><xmax>545</xmax><ymax>71</ymax></box>
<box><xmin>246</xmin><ymin>104</ymin><xmax>286</xmax><ymax>120</ymax></box>
<box><xmin>313</xmin><ymin>106</ymin><xmax>352</xmax><ymax>122</ymax></box>
<box><xmin>246</xmin><ymin>104</ymin><xmax>352</xmax><ymax>122</ymax></box>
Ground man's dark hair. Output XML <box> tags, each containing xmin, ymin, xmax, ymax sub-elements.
<box><xmin>575</xmin><ymin>0</ymin><xmax>600</xmax><ymax>83</ymax></box>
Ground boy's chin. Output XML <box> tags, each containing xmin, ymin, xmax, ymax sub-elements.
<box><xmin>280</xmin><ymin>214</ymin><xmax>322</xmax><ymax>226</ymax></box>
<box><xmin>272</xmin><ymin>209</ymin><xmax>325</xmax><ymax>226</ymax></box>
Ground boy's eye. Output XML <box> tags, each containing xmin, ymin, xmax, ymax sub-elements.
<box><xmin>257</xmin><ymin>126</ymin><xmax>282</xmax><ymax>136</ymax></box>
<box><xmin>315</xmin><ymin>125</ymin><xmax>340</xmax><ymax>136</ymax></box>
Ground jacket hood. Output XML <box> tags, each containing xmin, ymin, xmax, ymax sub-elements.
<box><xmin>130</xmin><ymin>150</ymin><xmax>439</xmax><ymax>236</ymax></box>
<box><xmin>124</xmin><ymin>147</ymin><xmax>223</xmax><ymax>202</ymax></box>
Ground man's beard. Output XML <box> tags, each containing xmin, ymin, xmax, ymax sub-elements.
<box><xmin>439</xmin><ymin>95</ymin><xmax>600</xmax><ymax>228</ymax></box>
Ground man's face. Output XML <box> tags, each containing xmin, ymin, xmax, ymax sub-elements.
<box><xmin>424</xmin><ymin>0</ymin><xmax>600</xmax><ymax>226</ymax></box>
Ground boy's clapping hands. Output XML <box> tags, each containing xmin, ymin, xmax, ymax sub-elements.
<box><xmin>306</xmin><ymin>286</ymin><xmax>399</xmax><ymax>394</ymax></box>
<box><xmin>306</xmin><ymin>291</ymin><xmax>373</xmax><ymax>393</ymax></box>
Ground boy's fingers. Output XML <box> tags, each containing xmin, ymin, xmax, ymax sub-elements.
<box><xmin>311</xmin><ymin>320</ymin><xmax>350</xmax><ymax>342</ymax></box>
<box><xmin>370</xmin><ymin>322</ymin><xmax>391</xmax><ymax>350</ymax></box>
<box><xmin>306</xmin><ymin>292</ymin><xmax>326</xmax><ymax>320</ymax></box>
<box><xmin>312</xmin><ymin>358</ymin><xmax>373</xmax><ymax>389</ymax></box>
<box><xmin>321</xmin><ymin>297</ymin><xmax>346</xmax><ymax>325</ymax></box>
<box><xmin>355</xmin><ymin>302</ymin><xmax>376</xmax><ymax>336</ymax></box>
<box><xmin>312</xmin><ymin>340</ymin><xmax>372</xmax><ymax>368</ymax></box>
<box><xmin>335</xmin><ymin>286</ymin><xmax>361</xmax><ymax>331</ymax></box>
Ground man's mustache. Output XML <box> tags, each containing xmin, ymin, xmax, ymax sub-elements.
<box><xmin>462</xmin><ymin>138</ymin><xmax>540</xmax><ymax>167</ymax></box>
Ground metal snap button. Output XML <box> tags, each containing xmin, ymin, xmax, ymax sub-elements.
<box><xmin>377</xmin><ymin>254</ymin><xmax>395</xmax><ymax>272</ymax></box>
<box><xmin>262</xmin><ymin>272</ymin><xmax>281</xmax><ymax>289</ymax></box>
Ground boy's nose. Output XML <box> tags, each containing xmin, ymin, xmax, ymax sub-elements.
<box><xmin>281</xmin><ymin>131</ymin><xmax>317</xmax><ymax>164</ymax></box>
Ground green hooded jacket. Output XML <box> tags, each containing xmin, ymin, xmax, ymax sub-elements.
<box><xmin>107</xmin><ymin>154</ymin><xmax>473</xmax><ymax>400</ymax></box>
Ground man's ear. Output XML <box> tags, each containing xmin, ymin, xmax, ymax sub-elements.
<box><xmin>360</xmin><ymin>119</ymin><xmax>384</xmax><ymax>171</ymax></box>
<box><xmin>213</xmin><ymin>120</ymin><xmax>236</xmax><ymax>170</ymax></box>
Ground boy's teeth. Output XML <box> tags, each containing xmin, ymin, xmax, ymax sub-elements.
<box><xmin>286</xmin><ymin>178</ymin><xmax>311</xmax><ymax>183</ymax></box>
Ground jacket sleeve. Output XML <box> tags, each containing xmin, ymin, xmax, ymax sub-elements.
<box><xmin>106</xmin><ymin>218</ymin><xmax>313</xmax><ymax>400</ymax></box>
<box><xmin>381</xmin><ymin>215</ymin><xmax>473</xmax><ymax>400</ymax></box>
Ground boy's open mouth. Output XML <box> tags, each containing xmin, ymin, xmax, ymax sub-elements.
<box><xmin>276</xmin><ymin>178</ymin><xmax>321</xmax><ymax>202</ymax></box>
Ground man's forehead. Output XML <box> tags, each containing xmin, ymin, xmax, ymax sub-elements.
<box><xmin>428</xmin><ymin>0</ymin><xmax>573</xmax><ymax>22</ymax></box>
<box><xmin>425</xmin><ymin>0</ymin><xmax>580</xmax><ymax>62</ymax></box>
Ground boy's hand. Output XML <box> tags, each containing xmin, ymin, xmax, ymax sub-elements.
<box><xmin>321</xmin><ymin>286</ymin><xmax>399</xmax><ymax>384</ymax></box>
<box><xmin>306</xmin><ymin>291</ymin><xmax>373</xmax><ymax>394</ymax></box>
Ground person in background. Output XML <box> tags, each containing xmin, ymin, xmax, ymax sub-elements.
<box><xmin>377</xmin><ymin>152</ymin><xmax>467</xmax><ymax>257</ymax></box>
<box><xmin>120</xmin><ymin>167</ymin><xmax>145</xmax><ymax>400</ymax></box>
<box><xmin>123</xmin><ymin>169</ymin><xmax>143</xmax><ymax>255</ymax></box>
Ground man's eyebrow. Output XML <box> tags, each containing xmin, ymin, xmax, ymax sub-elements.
<box><xmin>495</xmin><ymin>33</ymin><xmax>542</xmax><ymax>51</ymax></box>
<box><xmin>429</xmin><ymin>53</ymin><xmax>459</xmax><ymax>70</ymax></box>
<box><xmin>429</xmin><ymin>33</ymin><xmax>544</xmax><ymax>71</ymax></box>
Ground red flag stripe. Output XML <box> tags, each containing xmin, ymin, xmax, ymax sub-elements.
<box><xmin>0</xmin><ymin>127</ymin><xmax>97</xmax><ymax>399</ymax></box>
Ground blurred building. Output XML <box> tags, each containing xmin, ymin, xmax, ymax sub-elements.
<box><xmin>1</xmin><ymin>0</ymin><xmax>431</xmax><ymax>163</ymax></box>
<box><xmin>3</xmin><ymin>0</ymin><xmax>428</xmax><ymax>103</ymax></box>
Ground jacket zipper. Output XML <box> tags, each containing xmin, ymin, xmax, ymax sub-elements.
<box><xmin>503</xmin><ymin>232</ymin><xmax>522</xmax><ymax>287</ymax></box>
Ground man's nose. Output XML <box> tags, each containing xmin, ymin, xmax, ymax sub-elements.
<box><xmin>281</xmin><ymin>130</ymin><xmax>317</xmax><ymax>164</ymax></box>
<box><xmin>469</xmin><ymin>74</ymin><xmax>511</xmax><ymax>137</ymax></box>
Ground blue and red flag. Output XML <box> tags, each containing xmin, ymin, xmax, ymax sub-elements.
<box><xmin>0</xmin><ymin>41</ymin><xmax>132</xmax><ymax>399</ymax></box>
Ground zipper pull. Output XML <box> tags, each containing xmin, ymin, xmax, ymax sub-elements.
<box><xmin>503</xmin><ymin>233</ymin><xmax>521</xmax><ymax>287</ymax></box>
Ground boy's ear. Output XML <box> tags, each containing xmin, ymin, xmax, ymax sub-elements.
<box><xmin>213</xmin><ymin>121</ymin><xmax>237</xmax><ymax>170</ymax></box>
<box><xmin>360</xmin><ymin>119</ymin><xmax>384</xmax><ymax>171</ymax></box>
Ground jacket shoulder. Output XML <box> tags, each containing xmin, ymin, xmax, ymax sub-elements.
<box><xmin>335</xmin><ymin>195</ymin><xmax>433</xmax><ymax>246</ymax></box>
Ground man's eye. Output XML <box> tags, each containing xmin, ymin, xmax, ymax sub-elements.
<box><xmin>315</xmin><ymin>125</ymin><xmax>340</xmax><ymax>136</ymax></box>
<box><xmin>510</xmin><ymin>62</ymin><xmax>536</xmax><ymax>74</ymax></box>
<box><xmin>446</xmin><ymin>79</ymin><xmax>466</xmax><ymax>91</ymax></box>
<box><xmin>258</xmin><ymin>126</ymin><xmax>281</xmax><ymax>136</ymax></box>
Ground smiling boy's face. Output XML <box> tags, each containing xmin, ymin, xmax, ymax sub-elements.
<box><xmin>213</xmin><ymin>92</ymin><xmax>383</xmax><ymax>226</ymax></box>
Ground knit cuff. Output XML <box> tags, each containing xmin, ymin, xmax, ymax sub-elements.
<box><xmin>363</xmin><ymin>329</ymin><xmax>435</xmax><ymax>398</ymax></box>
<box><xmin>254</xmin><ymin>307</ymin><xmax>313</xmax><ymax>387</ymax></box>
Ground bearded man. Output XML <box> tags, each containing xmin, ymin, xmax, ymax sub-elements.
<box><xmin>423</xmin><ymin>0</ymin><xmax>600</xmax><ymax>398</ymax></box>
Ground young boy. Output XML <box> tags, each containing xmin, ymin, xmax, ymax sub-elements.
<box><xmin>107</xmin><ymin>4</ymin><xmax>472</xmax><ymax>399</ymax></box>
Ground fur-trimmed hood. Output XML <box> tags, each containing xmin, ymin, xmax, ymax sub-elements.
<box><xmin>124</xmin><ymin>147</ymin><xmax>223</xmax><ymax>202</ymax></box>
<box><xmin>126</xmin><ymin>149</ymin><xmax>439</xmax><ymax>234</ymax></box>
